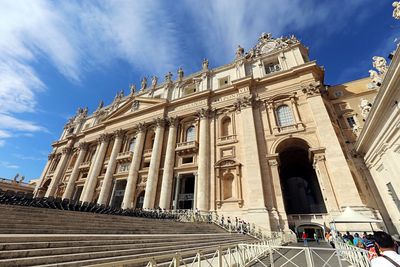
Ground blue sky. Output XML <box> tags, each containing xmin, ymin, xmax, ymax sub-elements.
<box><xmin>0</xmin><ymin>0</ymin><xmax>396</xmax><ymax>181</ymax></box>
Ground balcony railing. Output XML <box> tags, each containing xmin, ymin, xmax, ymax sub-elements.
<box><xmin>217</xmin><ymin>134</ymin><xmax>237</xmax><ymax>145</ymax></box>
<box><xmin>178</xmin><ymin>193</ymin><xmax>194</xmax><ymax>201</ymax></box>
<box><xmin>175</xmin><ymin>141</ymin><xmax>198</xmax><ymax>155</ymax></box>
<box><xmin>116</xmin><ymin>151</ymin><xmax>133</xmax><ymax>162</ymax></box>
<box><xmin>143</xmin><ymin>149</ymin><xmax>153</xmax><ymax>157</ymax></box>
<box><xmin>79</xmin><ymin>161</ymin><xmax>91</xmax><ymax>169</ymax></box>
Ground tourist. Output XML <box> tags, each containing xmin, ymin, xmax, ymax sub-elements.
<box><xmin>314</xmin><ymin>232</ymin><xmax>319</xmax><ymax>244</ymax></box>
<box><xmin>371</xmin><ymin>231</ymin><xmax>400</xmax><ymax>266</ymax></box>
<box><xmin>302</xmin><ymin>232</ymin><xmax>308</xmax><ymax>246</ymax></box>
<box><xmin>328</xmin><ymin>232</ymin><xmax>335</xmax><ymax>248</ymax></box>
<box><xmin>235</xmin><ymin>217</ymin><xmax>239</xmax><ymax>231</ymax></box>
<box><xmin>221</xmin><ymin>215</ymin><xmax>225</xmax><ymax>227</ymax></box>
<box><xmin>365</xmin><ymin>234</ymin><xmax>378</xmax><ymax>261</ymax></box>
<box><xmin>353</xmin><ymin>233</ymin><xmax>365</xmax><ymax>248</ymax></box>
<box><xmin>346</xmin><ymin>231</ymin><xmax>354</xmax><ymax>244</ymax></box>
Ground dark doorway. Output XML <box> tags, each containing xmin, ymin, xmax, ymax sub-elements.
<box><xmin>177</xmin><ymin>174</ymin><xmax>195</xmax><ymax>209</ymax></box>
<box><xmin>110</xmin><ymin>180</ymin><xmax>126</xmax><ymax>208</ymax></box>
<box><xmin>135</xmin><ymin>191</ymin><xmax>145</xmax><ymax>209</ymax></box>
<box><xmin>278</xmin><ymin>139</ymin><xmax>326</xmax><ymax>215</ymax></box>
<box><xmin>72</xmin><ymin>186</ymin><xmax>83</xmax><ymax>202</ymax></box>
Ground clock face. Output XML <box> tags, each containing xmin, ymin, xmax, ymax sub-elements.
<box><xmin>261</xmin><ymin>41</ymin><xmax>276</xmax><ymax>53</ymax></box>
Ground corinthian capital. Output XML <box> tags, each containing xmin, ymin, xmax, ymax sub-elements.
<box><xmin>154</xmin><ymin>117</ymin><xmax>166</xmax><ymax>128</ymax></box>
<box><xmin>98</xmin><ymin>133</ymin><xmax>111</xmax><ymax>143</ymax></box>
<box><xmin>114</xmin><ymin>129</ymin><xmax>125</xmax><ymax>139</ymax></box>
<box><xmin>233</xmin><ymin>95</ymin><xmax>258</xmax><ymax>111</ymax></box>
<box><xmin>167</xmin><ymin>116</ymin><xmax>179</xmax><ymax>128</ymax></box>
<box><xmin>77</xmin><ymin>142</ymin><xmax>89</xmax><ymax>151</ymax></box>
<box><xmin>48</xmin><ymin>153</ymin><xmax>56</xmax><ymax>160</ymax></box>
<box><xmin>136</xmin><ymin>122</ymin><xmax>147</xmax><ymax>133</ymax></box>
<box><xmin>196</xmin><ymin>108</ymin><xmax>211</xmax><ymax>119</ymax></box>
<box><xmin>61</xmin><ymin>147</ymin><xmax>73</xmax><ymax>155</ymax></box>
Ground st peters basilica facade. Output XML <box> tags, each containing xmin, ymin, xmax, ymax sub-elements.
<box><xmin>34</xmin><ymin>33</ymin><xmax>387</xmax><ymax>234</ymax></box>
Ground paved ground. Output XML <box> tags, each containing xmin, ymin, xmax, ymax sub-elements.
<box><xmin>252</xmin><ymin>241</ymin><xmax>352</xmax><ymax>267</ymax></box>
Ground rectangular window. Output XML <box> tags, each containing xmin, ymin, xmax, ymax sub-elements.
<box><xmin>346</xmin><ymin>116</ymin><xmax>357</xmax><ymax>128</ymax></box>
<box><xmin>182</xmin><ymin>157</ymin><xmax>194</xmax><ymax>164</ymax></box>
<box><xmin>218</xmin><ymin>76</ymin><xmax>230</xmax><ymax>88</ymax></box>
<box><xmin>264</xmin><ymin>62</ymin><xmax>281</xmax><ymax>74</ymax></box>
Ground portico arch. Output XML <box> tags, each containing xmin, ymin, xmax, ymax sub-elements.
<box><xmin>275</xmin><ymin>138</ymin><xmax>326</xmax><ymax>215</ymax></box>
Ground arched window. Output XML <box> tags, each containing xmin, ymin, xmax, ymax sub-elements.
<box><xmin>186</xmin><ymin>126</ymin><xmax>196</xmax><ymax>142</ymax></box>
<box><xmin>221</xmin><ymin>117</ymin><xmax>232</xmax><ymax>136</ymax></box>
<box><xmin>276</xmin><ymin>105</ymin><xmax>294</xmax><ymax>127</ymax></box>
<box><xmin>129</xmin><ymin>138</ymin><xmax>136</xmax><ymax>152</ymax></box>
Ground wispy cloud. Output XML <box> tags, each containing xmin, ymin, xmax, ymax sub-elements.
<box><xmin>0</xmin><ymin>161</ymin><xmax>19</xmax><ymax>169</ymax></box>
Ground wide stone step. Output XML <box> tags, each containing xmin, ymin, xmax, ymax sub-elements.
<box><xmin>0</xmin><ymin>237</ymin><xmax>252</xmax><ymax>267</ymax></box>
<box><xmin>34</xmin><ymin>238</ymin><xmax>255</xmax><ymax>267</ymax></box>
<box><xmin>0</xmin><ymin>234</ymin><xmax>231</xmax><ymax>251</ymax></box>
<box><xmin>0</xmin><ymin>236</ymin><xmax>241</xmax><ymax>259</ymax></box>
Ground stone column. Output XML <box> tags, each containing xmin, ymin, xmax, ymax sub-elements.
<box><xmin>122</xmin><ymin>124</ymin><xmax>146</xmax><ymax>209</ymax></box>
<box><xmin>266</xmin><ymin>155</ymin><xmax>288</xmax><ymax>231</ymax></box>
<box><xmin>63</xmin><ymin>142</ymin><xmax>88</xmax><ymax>199</ymax></box>
<box><xmin>237</xmin><ymin>95</ymin><xmax>271</xmax><ymax>230</ymax></box>
<box><xmin>310</xmin><ymin>149</ymin><xmax>340</xmax><ymax>212</ymax></box>
<box><xmin>159</xmin><ymin>118</ymin><xmax>178</xmax><ymax>210</ymax></box>
<box><xmin>80</xmin><ymin>134</ymin><xmax>110</xmax><ymax>203</ymax></box>
<box><xmin>197</xmin><ymin>108</ymin><xmax>210</xmax><ymax>211</ymax></box>
<box><xmin>303</xmin><ymin>82</ymin><xmax>363</xmax><ymax>207</ymax></box>
<box><xmin>45</xmin><ymin>147</ymin><xmax>72</xmax><ymax>197</ymax></box>
<box><xmin>97</xmin><ymin>130</ymin><xmax>124</xmax><ymax>205</ymax></box>
<box><xmin>193</xmin><ymin>172</ymin><xmax>198</xmax><ymax>209</ymax></box>
<box><xmin>173</xmin><ymin>175</ymin><xmax>181</xmax><ymax>210</ymax></box>
<box><xmin>143</xmin><ymin>118</ymin><xmax>165</xmax><ymax>209</ymax></box>
<box><xmin>266</xmin><ymin>101</ymin><xmax>278</xmax><ymax>134</ymax></box>
<box><xmin>34</xmin><ymin>152</ymin><xmax>55</xmax><ymax>197</ymax></box>
<box><xmin>290</xmin><ymin>94</ymin><xmax>301</xmax><ymax>125</ymax></box>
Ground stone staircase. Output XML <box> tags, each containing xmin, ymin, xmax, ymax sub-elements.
<box><xmin>0</xmin><ymin>204</ymin><xmax>256</xmax><ymax>266</ymax></box>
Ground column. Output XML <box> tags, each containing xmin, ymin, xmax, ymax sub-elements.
<box><xmin>173</xmin><ymin>175</ymin><xmax>181</xmax><ymax>210</ymax></box>
<box><xmin>122</xmin><ymin>124</ymin><xmax>146</xmax><ymax>209</ymax></box>
<box><xmin>266</xmin><ymin>101</ymin><xmax>278</xmax><ymax>134</ymax></box>
<box><xmin>266</xmin><ymin>155</ymin><xmax>288</xmax><ymax>231</ymax></box>
<box><xmin>45</xmin><ymin>147</ymin><xmax>72</xmax><ymax>197</ymax></box>
<box><xmin>311</xmin><ymin>149</ymin><xmax>340</xmax><ymax>212</ymax></box>
<box><xmin>197</xmin><ymin>109</ymin><xmax>210</xmax><ymax>211</ymax></box>
<box><xmin>97</xmin><ymin>130</ymin><xmax>124</xmax><ymax>205</ymax></box>
<box><xmin>159</xmin><ymin>118</ymin><xmax>178</xmax><ymax>209</ymax></box>
<box><xmin>34</xmin><ymin>152</ymin><xmax>55</xmax><ymax>197</ymax></box>
<box><xmin>80</xmin><ymin>134</ymin><xmax>110</xmax><ymax>203</ymax></box>
<box><xmin>304</xmin><ymin>83</ymin><xmax>363</xmax><ymax>207</ymax></box>
<box><xmin>63</xmin><ymin>142</ymin><xmax>88</xmax><ymax>199</ymax></box>
<box><xmin>143</xmin><ymin>118</ymin><xmax>165</xmax><ymax>209</ymax></box>
<box><xmin>290</xmin><ymin>95</ymin><xmax>301</xmax><ymax>125</ymax></box>
<box><xmin>238</xmin><ymin>95</ymin><xmax>270</xmax><ymax>230</ymax></box>
<box><xmin>193</xmin><ymin>172</ymin><xmax>198</xmax><ymax>209</ymax></box>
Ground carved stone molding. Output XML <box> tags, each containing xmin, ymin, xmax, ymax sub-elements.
<box><xmin>48</xmin><ymin>153</ymin><xmax>56</xmax><ymax>160</ymax></box>
<box><xmin>136</xmin><ymin>122</ymin><xmax>146</xmax><ymax>133</ymax></box>
<box><xmin>233</xmin><ymin>95</ymin><xmax>255</xmax><ymax>111</ymax></box>
<box><xmin>268</xmin><ymin>159</ymin><xmax>279</xmax><ymax>166</ymax></box>
<box><xmin>77</xmin><ymin>142</ymin><xmax>89</xmax><ymax>151</ymax></box>
<box><xmin>301</xmin><ymin>82</ymin><xmax>321</xmax><ymax>97</ymax></box>
<box><xmin>167</xmin><ymin>116</ymin><xmax>179</xmax><ymax>128</ymax></box>
<box><xmin>196</xmin><ymin>108</ymin><xmax>212</xmax><ymax>119</ymax></box>
<box><xmin>98</xmin><ymin>133</ymin><xmax>111</xmax><ymax>143</ymax></box>
<box><xmin>154</xmin><ymin>117</ymin><xmax>166</xmax><ymax>128</ymax></box>
<box><xmin>114</xmin><ymin>129</ymin><xmax>125</xmax><ymax>139</ymax></box>
<box><xmin>61</xmin><ymin>147</ymin><xmax>73</xmax><ymax>155</ymax></box>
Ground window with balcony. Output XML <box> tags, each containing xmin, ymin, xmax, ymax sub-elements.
<box><xmin>346</xmin><ymin>116</ymin><xmax>357</xmax><ymax>128</ymax></box>
<box><xmin>186</xmin><ymin>126</ymin><xmax>196</xmax><ymax>142</ymax></box>
<box><xmin>265</xmin><ymin>62</ymin><xmax>281</xmax><ymax>75</ymax></box>
<box><xmin>276</xmin><ymin>105</ymin><xmax>294</xmax><ymax>127</ymax></box>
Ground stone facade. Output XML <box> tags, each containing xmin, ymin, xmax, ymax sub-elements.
<box><xmin>35</xmin><ymin>33</ymin><xmax>385</xmax><ymax>234</ymax></box>
<box><xmin>355</xmin><ymin>45</ymin><xmax>400</xmax><ymax>234</ymax></box>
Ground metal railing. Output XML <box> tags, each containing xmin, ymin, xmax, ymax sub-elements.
<box><xmin>334</xmin><ymin>240</ymin><xmax>370</xmax><ymax>267</ymax></box>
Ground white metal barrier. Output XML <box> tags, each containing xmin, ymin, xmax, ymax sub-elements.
<box><xmin>334</xmin><ymin>240</ymin><xmax>370</xmax><ymax>267</ymax></box>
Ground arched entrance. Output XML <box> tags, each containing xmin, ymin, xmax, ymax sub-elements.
<box><xmin>277</xmin><ymin>138</ymin><xmax>326</xmax><ymax>215</ymax></box>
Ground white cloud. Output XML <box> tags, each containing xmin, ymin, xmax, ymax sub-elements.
<box><xmin>0</xmin><ymin>161</ymin><xmax>19</xmax><ymax>169</ymax></box>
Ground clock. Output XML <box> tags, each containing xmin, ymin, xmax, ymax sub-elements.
<box><xmin>261</xmin><ymin>41</ymin><xmax>277</xmax><ymax>54</ymax></box>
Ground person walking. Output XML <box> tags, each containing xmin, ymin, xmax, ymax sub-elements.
<box><xmin>314</xmin><ymin>232</ymin><xmax>319</xmax><ymax>244</ymax></box>
<box><xmin>302</xmin><ymin>232</ymin><xmax>308</xmax><ymax>246</ymax></box>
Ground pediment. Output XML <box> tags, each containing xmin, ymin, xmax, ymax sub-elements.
<box><xmin>104</xmin><ymin>96</ymin><xmax>167</xmax><ymax>120</ymax></box>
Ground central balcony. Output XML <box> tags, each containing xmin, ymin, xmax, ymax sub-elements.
<box><xmin>217</xmin><ymin>135</ymin><xmax>237</xmax><ymax>145</ymax></box>
<box><xmin>175</xmin><ymin>141</ymin><xmax>198</xmax><ymax>155</ymax></box>
<box><xmin>116</xmin><ymin>151</ymin><xmax>133</xmax><ymax>163</ymax></box>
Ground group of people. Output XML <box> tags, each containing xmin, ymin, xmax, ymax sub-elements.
<box><xmin>337</xmin><ymin>231</ymin><xmax>400</xmax><ymax>266</ymax></box>
<box><xmin>220</xmin><ymin>215</ymin><xmax>249</xmax><ymax>234</ymax></box>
